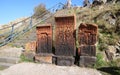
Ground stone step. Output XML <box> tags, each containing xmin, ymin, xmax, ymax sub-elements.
<box><xmin>0</xmin><ymin>48</ymin><xmax>22</xmax><ymax>57</ymax></box>
<box><xmin>0</xmin><ymin>52</ymin><xmax>21</xmax><ymax>57</ymax></box>
<box><xmin>0</xmin><ymin>62</ymin><xmax>14</xmax><ymax>69</ymax></box>
<box><xmin>0</xmin><ymin>57</ymin><xmax>20</xmax><ymax>64</ymax></box>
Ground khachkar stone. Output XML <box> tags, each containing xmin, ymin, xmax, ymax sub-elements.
<box><xmin>35</xmin><ymin>24</ymin><xmax>53</xmax><ymax>64</ymax></box>
<box><xmin>55</xmin><ymin>15</ymin><xmax>76</xmax><ymax>56</ymax></box>
<box><xmin>78</xmin><ymin>23</ymin><xmax>98</xmax><ymax>67</ymax></box>
<box><xmin>54</xmin><ymin>15</ymin><xmax>76</xmax><ymax>66</ymax></box>
<box><xmin>36</xmin><ymin>24</ymin><xmax>52</xmax><ymax>53</ymax></box>
<box><xmin>78</xmin><ymin>23</ymin><xmax>98</xmax><ymax>46</ymax></box>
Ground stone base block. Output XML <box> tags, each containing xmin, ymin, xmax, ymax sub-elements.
<box><xmin>79</xmin><ymin>56</ymin><xmax>96</xmax><ymax>67</ymax></box>
<box><xmin>53</xmin><ymin>56</ymin><xmax>75</xmax><ymax>66</ymax></box>
<box><xmin>35</xmin><ymin>53</ymin><xmax>53</xmax><ymax>64</ymax></box>
<box><xmin>78</xmin><ymin>45</ymin><xmax>96</xmax><ymax>56</ymax></box>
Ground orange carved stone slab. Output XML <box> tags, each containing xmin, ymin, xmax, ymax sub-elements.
<box><xmin>55</xmin><ymin>15</ymin><xmax>76</xmax><ymax>56</ymax></box>
<box><xmin>78</xmin><ymin>23</ymin><xmax>98</xmax><ymax>45</ymax></box>
<box><xmin>36</xmin><ymin>24</ymin><xmax>52</xmax><ymax>53</ymax></box>
<box><xmin>78</xmin><ymin>23</ymin><xmax>98</xmax><ymax>57</ymax></box>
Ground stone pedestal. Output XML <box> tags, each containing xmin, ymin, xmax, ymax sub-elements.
<box><xmin>53</xmin><ymin>56</ymin><xmax>75</xmax><ymax>66</ymax></box>
<box><xmin>78</xmin><ymin>45</ymin><xmax>96</xmax><ymax>56</ymax></box>
<box><xmin>35</xmin><ymin>53</ymin><xmax>54</xmax><ymax>64</ymax></box>
<box><xmin>79</xmin><ymin>56</ymin><xmax>96</xmax><ymax>67</ymax></box>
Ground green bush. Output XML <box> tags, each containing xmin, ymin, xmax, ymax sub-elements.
<box><xmin>33</xmin><ymin>3</ymin><xmax>48</xmax><ymax>19</ymax></box>
<box><xmin>94</xmin><ymin>53</ymin><xmax>107</xmax><ymax>68</ymax></box>
<box><xmin>20</xmin><ymin>54</ymin><xmax>34</xmax><ymax>62</ymax></box>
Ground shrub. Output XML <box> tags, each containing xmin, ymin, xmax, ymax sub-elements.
<box><xmin>94</xmin><ymin>53</ymin><xmax>107</xmax><ymax>68</ymax></box>
<box><xmin>33</xmin><ymin>3</ymin><xmax>48</xmax><ymax>19</ymax></box>
<box><xmin>20</xmin><ymin>54</ymin><xmax>34</xmax><ymax>62</ymax></box>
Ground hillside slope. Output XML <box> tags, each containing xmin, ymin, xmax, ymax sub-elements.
<box><xmin>9</xmin><ymin>3</ymin><xmax>120</xmax><ymax>64</ymax></box>
<box><xmin>9</xmin><ymin>3</ymin><xmax>119</xmax><ymax>49</ymax></box>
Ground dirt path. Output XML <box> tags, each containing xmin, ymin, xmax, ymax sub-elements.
<box><xmin>0</xmin><ymin>63</ymin><xmax>102</xmax><ymax>75</ymax></box>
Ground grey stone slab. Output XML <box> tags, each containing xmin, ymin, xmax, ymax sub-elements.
<box><xmin>55</xmin><ymin>56</ymin><xmax>75</xmax><ymax>66</ymax></box>
<box><xmin>0</xmin><ymin>57</ymin><xmax>20</xmax><ymax>64</ymax></box>
<box><xmin>79</xmin><ymin>56</ymin><xmax>96</xmax><ymax>67</ymax></box>
<box><xmin>0</xmin><ymin>62</ymin><xmax>14</xmax><ymax>69</ymax></box>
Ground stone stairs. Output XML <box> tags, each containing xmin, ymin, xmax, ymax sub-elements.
<box><xmin>0</xmin><ymin>62</ymin><xmax>14</xmax><ymax>69</ymax></box>
<box><xmin>0</xmin><ymin>46</ymin><xmax>22</xmax><ymax>69</ymax></box>
<box><xmin>11</xmin><ymin>28</ymin><xmax>36</xmax><ymax>48</ymax></box>
<box><xmin>0</xmin><ymin>57</ymin><xmax>19</xmax><ymax>64</ymax></box>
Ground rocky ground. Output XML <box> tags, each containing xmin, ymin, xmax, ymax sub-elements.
<box><xmin>0</xmin><ymin>63</ymin><xmax>102</xmax><ymax>75</ymax></box>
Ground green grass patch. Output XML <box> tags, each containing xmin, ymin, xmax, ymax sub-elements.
<box><xmin>94</xmin><ymin>53</ymin><xmax>107</xmax><ymax>68</ymax></box>
<box><xmin>20</xmin><ymin>54</ymin><xmax>34</xmax><ymax>62</ymax></box>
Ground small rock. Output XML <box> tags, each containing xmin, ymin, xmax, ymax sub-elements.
<box><xmin>105</xmin><ymin>46</ymin><xmax>116</xmax><ymax>61</ymax></box>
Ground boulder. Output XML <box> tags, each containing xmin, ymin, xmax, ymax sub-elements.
<box><xmin>105</xmin><ymin>46</ymin><xmax>117</xmax><ymax>61</ymax></box>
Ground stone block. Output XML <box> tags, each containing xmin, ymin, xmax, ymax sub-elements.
<box><xmin>79</xmin><ymin>56</ymin><xmax>96</xmax><ymax>67</ymax></box>
<box><xmin>35</xmin><ymin>53</ymin><xmax>53</xmax><ymax>64</ymax></box>
<box><xmin>0</xmin><ymin>57</ymin><xmax>20</xmax><ymax>64</ymax></box>
<box><xmin>78</xmin><ymin>45</ymin><xmax>96</xmax><ymax>56</ymax></box>
<box><xmin>54</xmin><ymin>56</ymin><xmax>75</xmax><ymax>66</ymax></box>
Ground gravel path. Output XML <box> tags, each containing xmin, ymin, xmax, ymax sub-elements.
<box><xmin>0</xmin><ymin>63</ymin><xmax>102</xmax><ymax>75</ymax></box>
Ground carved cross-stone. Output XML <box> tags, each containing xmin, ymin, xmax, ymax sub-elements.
<box><xmin>36</xmin><ymin>24</ymin><xmax>52</xmax><ymax>54</ymax></box>
<box><xmin>78</xmin><ymin>23</ymin><xmax>98</xmax><ymax>56</ymax></box>
<box><xmin>55</xmin><ymin>16</ymin><xmax>76</xmax><ymax>56</ymax></box>
<box><xmin>78</xmin><ymin>23</ymin><xmax>98</xmax><ymax>67</ymax></box>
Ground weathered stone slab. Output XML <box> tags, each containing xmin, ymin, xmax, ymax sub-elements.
<box><xmin>35</xmin><ymin>53</ymin><xmax>53</xmax><ymax>64</ymax></box>
<box><xmin>79</xmin><ymin>56</ymin><xmax>96</xmax><ymax>67</ymax></box>
<box><xmin>0</xmin><ymin>57</ymin><xmax>20</xmax><ymax>64</ymax></box>
<box><xmin>78</xmin><ymin>23</ymin><xmax>98</xmax><ymax>45</ymax></box>
<box><xmin>55</xmin><ymin>15</ymin><xmax>76</xmax><ymax>56</ymax></box>
<box><xmin>54</xmin><ymin>56</ymin><xmax>75</xmax><ymax>66</ymax></box>
<box><xmin>77</xmin><ymin>23</ymin><xmax>98</xmax><ymax>67</ymax></box>
<box><xmin>36</xmin><ymin>24</ymin><xmax>52</xmax><ymax>54</ymax></box>
<box><xmin>0</xmin><ymin>62</ymin><xmax>14</xmax><ymax>69</ymax></box>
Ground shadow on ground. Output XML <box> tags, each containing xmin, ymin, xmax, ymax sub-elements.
<box><xmin>97</xmin><ymin>67</ymin><xmax>120</xmax><ymax>75</ymax></box>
